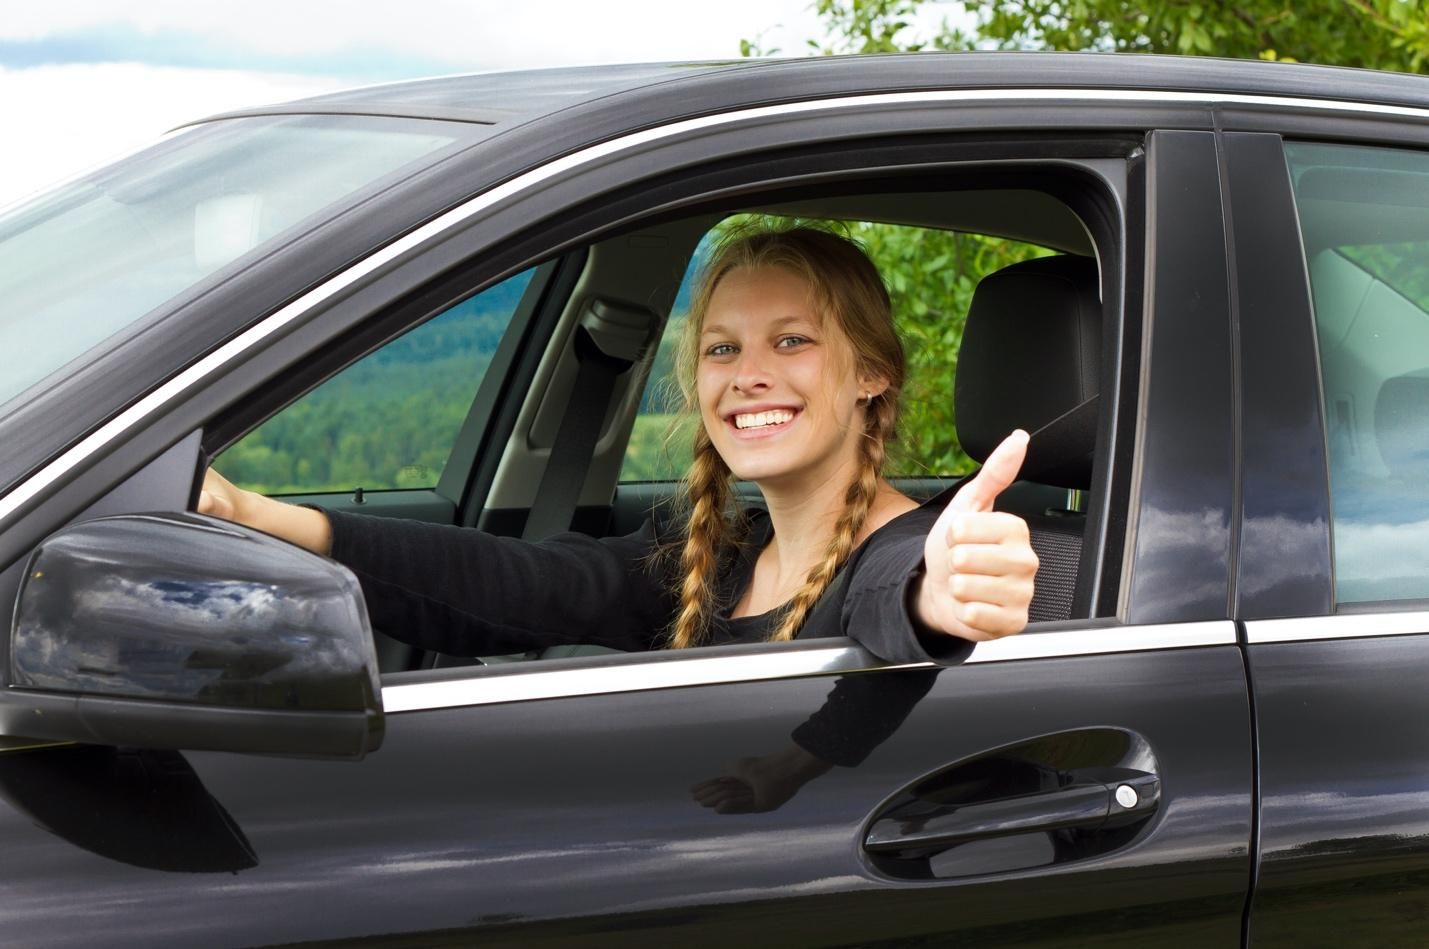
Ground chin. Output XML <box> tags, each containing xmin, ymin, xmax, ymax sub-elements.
<box><xmin>721</xmin><ymin>456</ymin><xmax>788</xmax><ymax>484</ymax></box>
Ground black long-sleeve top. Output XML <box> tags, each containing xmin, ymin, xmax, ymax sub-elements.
<box><xmin>325</xmin><ymin>494</ymin><xmax>972</xmax><ymax>666</ymax></box>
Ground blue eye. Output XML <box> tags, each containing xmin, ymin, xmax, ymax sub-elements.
<box><xmin>776</xmin><ymin>335</ymin><xmax>810</xmax><ymax>349</ymax></box>
<box><xmin>705</xmin><ymin>342</ymin><xmax>737</xmax><ymax>357</ymax></box>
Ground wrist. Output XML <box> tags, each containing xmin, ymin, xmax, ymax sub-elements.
<box><xmin>249</xmin><ymin>492</ymin><xmax>332</xmax><ymax>557</ymax></box>
<box><xmin>777</xmin><ymin>743</ymin><xmax>833</xmax><ymax>781</ymax></box>
<box><xmin>909</xmin><ymin>570</ymin><xmax>936</xmax><ymax>633</ymax></box>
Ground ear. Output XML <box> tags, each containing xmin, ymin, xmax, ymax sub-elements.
<box><xmin>857</xmin><ymin>370</ymin><xmax>891</xmax><ymax>400</ymax></box>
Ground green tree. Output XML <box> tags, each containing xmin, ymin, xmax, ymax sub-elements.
<box><xmin>772</xmin><ymin>0</ymin><xmax>1429</xmax><ymax>71</ymax></box>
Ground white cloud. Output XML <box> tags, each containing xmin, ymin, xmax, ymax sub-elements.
<box><xmin>0</xmin><ymin>2</ymin><xmax>975</xmax><ymax>206</ymax></box>
<box><xmin>0</xmin><ymin>64</ymin><xmax>344</xmax><ymax>206</ymax></box>
<box><xmin>0</xmin><ymin>1</ymin><xmax>833</xmax><ymax>206</ymax></box>
<box><xmin>0</xmin><ymin>1</ymin><xmax>827</xmax><ymax>65</ymax></box>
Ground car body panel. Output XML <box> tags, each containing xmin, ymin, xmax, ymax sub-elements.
<box><xmin>1</xmin><ymin>636</ymin><xmax>1251</xmax><ymax>947</ymax></box>
<box><xmin>1246</xmin><ymin>623</ymin><xmax>1429</xmax><ymax>947</ymax></box>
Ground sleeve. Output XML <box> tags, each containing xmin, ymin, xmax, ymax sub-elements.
<box><xmin>324</xmin><ymin>509</ymin><xmax>676</xmax><ymax>656</ymax></box>
<box><xmin>790</xmin><ymin>668</ymin><xmax>940</xmax><ymax>767</ymax></box>
<box><xmin>838</xmin><ymin>504</ymin><xmax>975</xmax><ymax>666</ymax></box>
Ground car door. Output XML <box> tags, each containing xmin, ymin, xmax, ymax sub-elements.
<box><xmin>1224</xmin><ymin>122</ymin><xmax>1429</xmax><ymax>946</ymax></box>
<box><xmin>0</xmin><ymin>93</ymin><xmax>1253</xmax><ymax>946</ymax></box>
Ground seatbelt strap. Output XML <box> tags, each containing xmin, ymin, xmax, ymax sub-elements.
<box><xmin>522</xmin><ymin>299</ymin><xmax>655</xmax><ymax>541</ymax></box>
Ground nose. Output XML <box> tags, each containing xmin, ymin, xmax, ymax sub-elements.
<box><xmin>732</xmin><ymin>348</ymin><xmax>772</xmax><ymax>393</ymax></box>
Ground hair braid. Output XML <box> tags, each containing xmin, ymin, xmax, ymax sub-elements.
<box><xmin>770</xmin><ymin>398</ymin><xmax>895</xmax><ymax>642</ymax></box>
<box><xmin>669</xmin><ymin>428</ymin><xmax>733</xmax><ymax>649</ymax></box>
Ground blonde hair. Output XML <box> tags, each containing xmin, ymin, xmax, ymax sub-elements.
<box><xmin>668</xmin><ymin>225</ymin><xmax>905</xmax><ymax>648</ymax></box>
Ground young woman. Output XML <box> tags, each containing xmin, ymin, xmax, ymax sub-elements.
<box><xmin>199</xmin><ymin>227</ymin><xmax>1038</xmax><ymax>664</ymax></box>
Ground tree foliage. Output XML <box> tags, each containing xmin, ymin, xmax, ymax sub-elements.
<box><xmin>778</xmin><ymin>0</ymin><xmax>1429</xmax><ymax>71</ymax></box>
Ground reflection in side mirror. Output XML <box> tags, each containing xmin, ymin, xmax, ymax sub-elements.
<box><xmin>2</xmin><ymin>513</ymin><xmax>382</xmax><ymax>759</ymax></box>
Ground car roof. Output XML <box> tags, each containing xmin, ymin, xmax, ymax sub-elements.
<box><xmin>191</xmin><ymin>52</ymin><xmax>1429</xmax><ymax>129</ymax></box>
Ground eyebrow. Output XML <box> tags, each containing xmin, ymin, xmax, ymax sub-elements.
<box><xmin>700</xmin><ymin>315</ymin><xmax>816</xmax><ymax>337</ymax></box>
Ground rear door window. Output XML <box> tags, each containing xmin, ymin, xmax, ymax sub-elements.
<box><xmin>1287</xmin><ymin>142</ymin><xmax>1429</xmax><ymax>603</ymax></box>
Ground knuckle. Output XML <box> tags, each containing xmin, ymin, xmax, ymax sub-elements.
<box><xmin>996</xmin><ymin>512</ymin><xmax>1030</xmax><ymax>541</ymax></box>
<box><xmin>960</xmin><ymin>601</ymin><xmax>988</xmax><ymax>628</ymax></box>
<box><xmin>949</xmin><ymin>546</ymin><xmax>974</xmax><ymax>572</ymax></box>
<box><xmin>947</xmin><ymin>514</ymin><xmax>971</xmax><ymax>544</ymax></box>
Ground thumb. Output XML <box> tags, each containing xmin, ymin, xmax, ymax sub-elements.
<box><xmin>950</xmin><ymin>429</ymin><xmax>1030</xmax><ymax>513</ymax></box>
<box><xmin>198</xmin><ymin>489</ymin><xmax>234</xmax><ymax>521</ymax></box>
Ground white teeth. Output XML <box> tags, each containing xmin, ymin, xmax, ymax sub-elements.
<box><xmin>734</xmin><ymin>410</ymin><xmax>795</xmax><ymax>430</ymax></box>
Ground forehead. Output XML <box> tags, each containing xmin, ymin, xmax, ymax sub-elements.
<box><xmin>702</xmin><ymin>264</ymin><xmax>821</xmax><ymax>330</ymax></box>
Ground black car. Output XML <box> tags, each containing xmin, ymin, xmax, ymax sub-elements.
<box><xmin>2</xmin><ymin>52</ymin><xmax>1428</xmax><ymax>947</ymax></box>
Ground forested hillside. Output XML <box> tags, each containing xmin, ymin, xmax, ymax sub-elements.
<box><xmin>215</xmin><ymin>273</ymin><xmax>529</xmax><ymax>493</ymax></box>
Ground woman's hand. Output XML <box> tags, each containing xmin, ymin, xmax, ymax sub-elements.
<box><xmin>198</xmin><ymin>468</ymin><xmax>333</xmax><ymax>556</ymax></box>
<box><xmin>914</xmin><ymin>430</ymin><xmax>1038</xmax><ymax>642</ymax></box>
<box><xmin>690</xmin><ymin>745</ymin><xmax>833</xmax><ymax>814</ymax></box>
<box><xmin>198</xmin><ymin>468</ymin><xmax>255</xmax><ymax>523</ymax></box>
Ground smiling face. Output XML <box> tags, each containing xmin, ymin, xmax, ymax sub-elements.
<box><xmin>696</xmin><ymin>264</ymin><xmax>878</xmax><ymax>491</ymax></box>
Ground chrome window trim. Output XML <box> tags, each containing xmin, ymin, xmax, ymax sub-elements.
<box><xmin>4</xmin><ymin>85</ymin><xmax>1427</xmax><ymax>525</ymax></box>
<box><xmin>380</xmin><ymin>620</ymin><xmax>1235</xmax><ymax>713</ymax></box>
<box><xmin>1245</xmin><ymin>610</ymin><xmax>1429</xmax><ymax>644</ymax></box>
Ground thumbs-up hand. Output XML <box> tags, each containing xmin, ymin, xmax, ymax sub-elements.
<box><xmin>914</xmin><ymin>430</ymin><xmax>1039</xmax><ymax>642</ymax></box>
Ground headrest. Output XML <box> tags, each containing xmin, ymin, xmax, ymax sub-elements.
<box><xmin>1375</xmin><ymin>370</ymin><xmax>1429</xmax><ymax>477</ymax></box>
<box><xmin>954</xmin><ymin>255</ymin><xmax>1101</xmax><ymax>489</ymax></box>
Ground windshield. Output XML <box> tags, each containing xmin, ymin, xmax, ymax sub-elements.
<box><xmin>0</xmin><ymin>114</ymin><xmax>468</xmax><ymax>414</ymax></box>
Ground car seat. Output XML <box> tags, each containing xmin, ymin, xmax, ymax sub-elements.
<box><xmin>954</xmin><ymin>254</ymin><xmax>1102</xmax><ymax>622</ymax></box>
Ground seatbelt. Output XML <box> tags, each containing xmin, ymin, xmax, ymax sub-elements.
<box><xmin>427</xmin><ymin>299</ymin><xmax>656</xmax><ymax>670</ymax></box>
<box><xmin>521</xmin><ymin>298</ymin><xmax>656</xmax><ymax>541</ymax></box>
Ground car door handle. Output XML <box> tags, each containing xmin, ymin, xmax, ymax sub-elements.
<box><xmin>864</xmin><ymin>770</ymin><xmax>1159</xmax><ymax>855</ymax></box>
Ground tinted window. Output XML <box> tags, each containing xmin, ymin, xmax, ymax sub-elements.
<box><xmin>1287</xmin><ymin>142</ymin><xmax>1429</xmax><ymax>603</ymax></box>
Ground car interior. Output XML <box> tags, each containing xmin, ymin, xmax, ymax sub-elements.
<box><xmin>210</xmin><ymin>170</ymin><xmax>1123</xmax><ymax>674</ymax></box>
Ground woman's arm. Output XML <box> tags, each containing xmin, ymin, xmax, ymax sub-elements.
<box><xmin>196</xmin><ymin>468</ymin><xmax>675</xmax><ymax>656</ymax></box>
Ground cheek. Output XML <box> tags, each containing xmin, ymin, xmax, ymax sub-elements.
<box><xmin>797</xmin><ymin>352</ymin><xmax>854</xmax><ymax>413</ymax></box>
<box><xmin>695</xmin><ymin>366</ymin><xmax>723</xmax><ymax>416</ymax></box>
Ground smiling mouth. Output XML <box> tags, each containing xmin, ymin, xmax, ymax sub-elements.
<box><xmin>733</xmin><ymin>409</ymin><xmax>796</xmax><ymax>430</ymax></box>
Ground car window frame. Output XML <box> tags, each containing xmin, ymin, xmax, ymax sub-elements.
<box><xmin>364</xmin><ymin>159</ymin><xmax>1137</xmax><ymax>683</ymax></box>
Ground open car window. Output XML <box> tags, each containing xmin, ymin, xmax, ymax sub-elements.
<box><xmin>200</xmin><ymin>160</ymin><xmax>1123</xmax><ymax>678</ymax></box>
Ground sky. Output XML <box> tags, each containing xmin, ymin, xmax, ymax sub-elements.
<box><xmin>0</xmin><ymin>1</ymin><xmax>963</xmax><ymax>207</ymax></box>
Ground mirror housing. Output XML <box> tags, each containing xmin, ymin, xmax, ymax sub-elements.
<box><xmin>3</xmin><ymin>513</ymin><xmax>382</xmax><ymax>759</ymax></box>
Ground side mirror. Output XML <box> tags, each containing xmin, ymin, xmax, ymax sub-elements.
<box><xmin>2</xmin><ymin>513</ymin><xmax>382</xmax><ymax>759</ymax></box>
